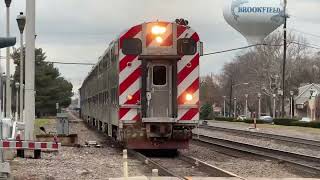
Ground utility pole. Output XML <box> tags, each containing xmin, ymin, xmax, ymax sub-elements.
<box><xmin>25</xmin><ymin>0</ymin><xmax>36</xmax><ymax>140</ymax></box>
<box><xmin>281</xmin><ymin>0</ymin><xmax>287</xmax><ymax>117</ymax></box>
<box><xmin>5</xmin><ymin>0</ymin><xmax>12</xmax><ymax>118</ymax></box>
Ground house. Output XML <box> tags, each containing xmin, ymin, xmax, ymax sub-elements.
<box><xmin>295</xmin><ymin>83</ymin><xmax>320</xmax><ymax>121</ymax></box>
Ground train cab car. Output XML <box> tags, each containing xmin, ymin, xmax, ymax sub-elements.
<box><xmin>80</xmin><ymin>20</ymin><xmax>203</xmax><ymax>149</ymax></box>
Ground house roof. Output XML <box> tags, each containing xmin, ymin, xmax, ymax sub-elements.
<box><xmin>295</xmin><ymin>83</ymin><xmax>320</xmax><ymax>105</ymax></box>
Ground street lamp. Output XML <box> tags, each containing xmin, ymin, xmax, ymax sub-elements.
<box><xmin>1</xmin><ymin>75</ymin><xmax>5</xmax><ymax>116</ymax></box>
<box><xmin>245</xmin><ymin>94</ymin><xmax>248</xmax><ymax>118</ymax></box>
<box><xmin>17</xmin><ymin>12</ymin><xmax>26</xmax><ymax>123</ymax></box>
<box><xmin>273</xmin><ymin>94</ymin><xmax>276</xmax><ymax>118</ymax></box>
<box><xmin>4</xmin><ymin>0</ymin><xmax>11</xmax><ymax>7</ymax></box>
<box><xmin>290</xmin><ymin>91</ymin><xmax>294</xmax><ymax>119</ymax></box>
<box><xmin>229</xmin><ymin>82</ymin><xmax>249</xmax><ymax>118</ymax></box>
<box><xmin>223</xmin><ymin>96</ymin><xmax>226</xmax><ymax>117</ymax></box>
<box><xmin>4</xmin><ymin>0</ymin><xmax>12</xmax><ymax>118</ymax></box>
<box><xmin>278</xmin><ymin>89</ymin><xmax>284</xmax><ymax>116</ymax></box>
<box><xmin>258</xmin><ymin>93</ymin><xmax>261</xmax><ymax>119</ymax></box>
<box><xmin>15</xmin><ymin>82</ymin><xmax>19</xmax><ymax>121</ymax></box>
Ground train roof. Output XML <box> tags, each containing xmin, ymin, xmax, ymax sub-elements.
<box><xmin>80</xmin><ymin>20</ymin><xmax>198</xmax><ymax>89</ymax></box>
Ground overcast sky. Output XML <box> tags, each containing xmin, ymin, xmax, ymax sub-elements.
<box><xmin>0</xmin><ymin>0</ymin><xmax>319</xmax><ymax>94</ymax></box>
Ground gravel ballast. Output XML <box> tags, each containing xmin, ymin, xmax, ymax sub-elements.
<box><xmin>205</xmin><ymin>120</ymin><xmax>320</xmax><ymax>141</ymax></box>
<box><xmin>182</xmin><ymin>142</ymin><xmax>306</xmax><ymax>178</ymax></box>
<box><xmin>195</xmin><ymin>127</ymin><xmax>320</xmax><ymax>158</ymax></box>
<box><xmin>10</xmin><ymin>113</ymin><xmax>150</xmax><ymax>180</ymax></box>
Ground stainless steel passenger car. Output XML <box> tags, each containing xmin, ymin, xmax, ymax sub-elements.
<box><xmin>80</xmin><ymin>20</ymin><xmax>203</xmax><ymax>149</ymax></box>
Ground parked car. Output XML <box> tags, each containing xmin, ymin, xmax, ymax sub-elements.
<box><xmin>237</xmin><ymin>115</ymin><xmax>247</xmax><ymax>121</ymax></box>
<box><xmin>300</xmin><ymin>117</ymin><xmax>312</xmax><ymax>122</ymax></box>
<box><xmin>259</xmin><ymin>116</ymin><xmax>273</xmax><ymax>123</ymax></box>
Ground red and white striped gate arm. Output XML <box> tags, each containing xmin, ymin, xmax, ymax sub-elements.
<box><xmin>118</xmin><ymin>25</ymin><xmax>143</xmax><ymax>121</ymax></box>
<box><xmin>0</xmin><ymin>140</ymin><xmax>61</xmax><ymax>151</ymax></box>
<box><xmin>177</xmin><ymin>25</ymin><xmax>200</xmax><ymax>121</ymax></box>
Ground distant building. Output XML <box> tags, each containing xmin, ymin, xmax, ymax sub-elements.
<box><xmin>295</xmin><ymin>83</ymin><xmax>320</xmax><ymax>121</ymax></box>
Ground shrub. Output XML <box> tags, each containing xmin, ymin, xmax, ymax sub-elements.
<box><xmin>290</xmin><ymin>121</ymin><xmax>320</xmax><ymax>128</ymax></box>
<box><xmin>243</xmin><ymin>119</ymin><xmax>265</xmax><ymax>124</ymax></box>
<box><xmin>211</xmin><ymin>115</ymin><xmax>320</xmax><ymax>129</ymax></box>
<box><xmin>200</xmin><ymin>103</ymin><xmax>213</xmax><ymax>120</ymax></box>
<box><xmin>273</xmin><ymin>118</ymin><xmax>298</xmax><ymax>125</ymax></box>
<box><xmin>214</xmin><ymin>117</ymin><xmax>235</xmax><ymax>122</ymax></box>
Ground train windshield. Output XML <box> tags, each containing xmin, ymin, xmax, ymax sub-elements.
<box><xmin>153</xmin><ymin>65</ymin><xmax>167</xmax><ymax>86</ymax></box>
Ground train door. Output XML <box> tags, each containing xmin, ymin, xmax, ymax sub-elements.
<box><xmin>147</xmin><ymin>62</ymin><xmax>172</xmax><ymax>118</ymax></box>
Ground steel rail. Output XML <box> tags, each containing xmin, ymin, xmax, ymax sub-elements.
<box><xmin>193</xmin><ymin>134</ymin><xmax>320</xmax><ymax>176</ymax></box>
<box><xmin>128</xmin><ymin>149</ymin><xmax>241</xmax><ymax>179</ymax></box>
<box><xmin>178</xmin><ymin>154</ymin><xmax>244</xmax><ymax>179</ymax></box>
<box><xmin>199</xmin><ymin>124</ymin><xmax>320</xmax><ymax>148</ymax></box>
<box><xmin>128</xmin><ymin>149</ymin><xmax>185</xmax><ymax>179</ymax></box>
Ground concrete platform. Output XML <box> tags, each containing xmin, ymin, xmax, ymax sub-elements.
<box><xmin>203</xmin><ymin>120</ymin><xmax>320</xmax><ymax>141</ymax></box>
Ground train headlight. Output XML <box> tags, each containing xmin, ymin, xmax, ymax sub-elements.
<box><xmin>127</xmin><ymin>95</ymin><xmax>133</xmax><ymax>101</ymax></box>
<box><xmin>186</xmin><ymin>93</ymin><xmax>193</xmax><ymax>101</ymax></box>
<box><xmin>151</xmin><ymin>25</ymin><xmax>166</xmax><ymax>35</ymax></box>
<box><xmin>155</xmin><ymin>36</ymin><xmax>163</xmax><ymax>43</ymax></box>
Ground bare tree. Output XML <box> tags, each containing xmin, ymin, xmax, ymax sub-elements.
<box><xmin>218</xmin><ymin>31</ymin><xmax>317</xmax><ymax>117</ymax></box>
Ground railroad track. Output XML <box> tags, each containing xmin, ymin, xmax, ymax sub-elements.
<box><xmin>128</xmin><ymin>149</ymin><xmax>242</xmax><ymax>179</ymax></box>
<box><xmin>193</xmin><ymin>134</ymin><xmax>320</xmax><ymax>176</ymax></box>
<box><xmin>199</xmin><ymin>124</ymin><xmax>320</xmax><ymax>148</ymax></box>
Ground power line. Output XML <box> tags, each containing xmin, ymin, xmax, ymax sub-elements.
<box><xmin>203</xmin><ymin>44</ymin><xmax>265</xmax><ymax>56</ymax></box>
<box><xmin>289</xmin><ymin>41</ymin><xmax>320</xmax><ymax>50</ymax></box>
<box><xmin>46</xmin><ymin>61</ymin><xmax>95</xmax><ymax>66</ymax></box>
<box><xmin>288</xmin><ymin>28</ymin><xmax>320</xmax><ymax>39</ymax></box>
<box><xmin>203</xmin><ymin>41</ymin><xmax>320</xmax><ymax>57</ymax></box>
<box><xmin>202</xmin><ymin>43</ymin><xmax>282</xmax><ymax>56</ymax></box>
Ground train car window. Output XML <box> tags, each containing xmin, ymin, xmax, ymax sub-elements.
<box><xmin>103</xmin><ymin>56</ymin><xmax>108</xmax><ymax>69</ymax></box>
<box><xmin>177</xmin><ymin>38</ymin><xmax>197</xmax><ymax>55</ymax></box>
<box><xmin>122</xmin><ymin>38</ymin><xmax>142</xmax><ymax>55</ymax></box>
<box><xmin>153</xmin><ymin>66</ymin><xmax>167</xmax><ymax>86</ymax></box>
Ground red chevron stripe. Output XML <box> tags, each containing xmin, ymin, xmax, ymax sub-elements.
<box><xmin>146</xmin><ymin>33</ymin><xmax>154</xmax><ymax>47</ymax></box>
<box><xmin>177</xmin><ymin>25</ymin><xmax>187</xmax><ymax>38</ymax></box>
<box><xmin>124</xmin><ymin>89</ymin><xmax>141</xmax><ymax>104</ymax></box>
<box><xmin>119</xmin><ymin>66</ymin><xmax>141</xmax><ymax>95</ymax></box>
<box><xmin>161</xmin><ymin>34</ymin><xmax>173</xmax><ymax>46</ymax></box>
<box><xmin>180</xmin><ymin>108</ymin><xmax>198</xmax><ymax>120</ymax></box>
<box><xmin>191</xmin><ymin>32</ymin><xmax>200</xmax><ymax>42</ymax></box>
<box><xmin>133</xmin><ymin>113</ymin><xmax>140</xmax><ymax>121</ymax></box>
<box><xmin>119</xmin><ymin>55</ymin><xmax>137</xmax><ymax>72</ymax></box>
<box><xmin>119</xmin><ymin>108</ymin><xmax>130</xmax><ymax>120</ymax></box>
<box><xmin>178</xmin><ymin>78</ymin><xmax>199</xmax><ymax>104</ymax></box>
<box><xmin>177</xmin><ymin>54</ymin><xmax>199</xmax><ymax>85</ymax></box>
<box><xmin>120</xmin><ymin>25</ymin><xmax>142</xmax><ymax>48</ymax></box>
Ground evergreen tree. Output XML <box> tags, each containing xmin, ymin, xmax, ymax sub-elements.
<box><xmin>12</xmin><ymin>48</ymin><xmax>73</xmax><ymax>117</ymax></box>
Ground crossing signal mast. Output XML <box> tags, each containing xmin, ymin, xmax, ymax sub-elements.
<box><xmin>0</xmin><ymin>37</ymin><xmax>16</xmax><ymax>48</ymax></box>
<box><xmin>0</xmin><ymin>36</ymin><xmax>15</xmax><ymax>179</ymax></box>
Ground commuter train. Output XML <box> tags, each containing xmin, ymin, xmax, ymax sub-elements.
<box><xmin>80</xmin><ymin>20</ymin><xmax>203</xmax><ymax>149</ymax></box>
